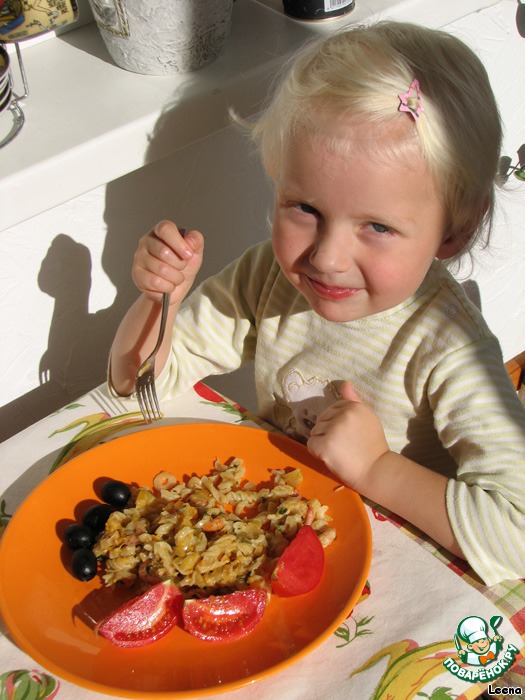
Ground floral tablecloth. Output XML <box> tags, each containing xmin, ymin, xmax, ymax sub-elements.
<box><xmin>0</xmin><ymin>382</ymin><xmax>523</xmax><ymax>700</ymax></box>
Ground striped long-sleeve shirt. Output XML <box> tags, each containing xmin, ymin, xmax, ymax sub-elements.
<box><xmin>157</xmin><ymin>239</ymin><xmax>525</xmax><ymax>585</ymax></box>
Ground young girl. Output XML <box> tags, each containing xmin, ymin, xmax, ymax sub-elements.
<box><xmin>109</xmin><ymin>21</ymin><xmax>525</xmax><ymax>586</ymax></box>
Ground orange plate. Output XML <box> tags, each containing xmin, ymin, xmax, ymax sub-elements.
<box><xmin>0</xmin><ymin>423</ymin><xmax>372</xmax><ymax>698</ymax></box>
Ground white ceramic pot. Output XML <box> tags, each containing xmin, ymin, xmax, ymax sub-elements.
<box><xmin>88</xmin><ymin>0</ymin><xmax>234</xmax><ymax>75</ymax></box>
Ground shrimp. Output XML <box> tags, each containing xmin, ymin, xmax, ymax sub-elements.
<box><xmin>201</xmin><ymin>516</ymin><xmax>228</xmax><ymax>532</ymax></box>
<box><xmin>153</xmin><ymin>470</ymin><xmax>178</xmax><ymax>492</ymax></box>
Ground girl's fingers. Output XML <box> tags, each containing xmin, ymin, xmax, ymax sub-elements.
<box><xmin>138</xmin><ymin>241</ymin><xmax>186</xmax><ymax>277</ymax></box>
<box><xmin>136</xmin><ymin>232</ymin><xmax>197</xmax><ymax>280</ymax></box>
<box><xmin>311</xmin><ymin>401</ymin><xmax>344</xmax><ymax>426</ymax></box>
<box><xmin>143</xmin><ymin>233</ymin><xmax>189</xmax><ymax>269</ymax></box>
<box><xmin>309</xmin><ymin>416</ymin><xmax>329</xmax><ymax>436</ymax></box>
<box><xmin>339</xmin><ymin>381</ymin><xmax>362</xmax><ymax>403</ymax></box>
<box><xmin>153</xmin><ymin>221</ymin><xmax>195</xmax><ymax>261</ymax></box>
<box><xmin>133</xmin><ymin>264</ymin><xmax>186</xmax><ymax>294</ymax></box>
<box><xmin>309</xmin><ymin>399</ymin><xmax>353</xmax><ymax>436</ymax></box>
<box><xmin>132</xmin><ymin>221</ymin><xmax>204</xmax><ymax>301</ymax></box>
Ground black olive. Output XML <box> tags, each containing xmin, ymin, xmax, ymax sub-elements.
<box><xmin>82</xmin><ymin>503</ymin><xmax>114</xmax><ymax>533</ymax></box>
<box><xmin>72</xmin><ymin>548</ymin><xmax>98</xmax><ymax>581</ymax></box>
<box><xmin>64</xmin><ymin>523</ymin><xmax>96</xmax><ymax>550</ymax></box>
<box><xmin>101</xmin><ymin>479</ymin><xmax>131</xmax><ymax>508</ymax></box>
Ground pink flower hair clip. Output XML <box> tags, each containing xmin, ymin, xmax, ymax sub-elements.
<box><xmin>398</xmin><ymin>79</ymin><xmax>424</xmax><ymax>121</ymax></box>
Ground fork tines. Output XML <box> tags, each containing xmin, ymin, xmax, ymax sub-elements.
<box><xmin>135</xmin><ymin>373</ymin><xmax>161</xmax><ymax>423</ymax></box>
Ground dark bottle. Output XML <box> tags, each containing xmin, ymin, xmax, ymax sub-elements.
<box><xmin>283</xmin><ymin>0</ymin><xmax>355</xmax><ymax>20</ymax></box>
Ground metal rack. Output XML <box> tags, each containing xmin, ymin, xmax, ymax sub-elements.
<box><xmin>0</xmin><ymin>42</ymin><xmax>27</xmax><ymax>148</ymax></box>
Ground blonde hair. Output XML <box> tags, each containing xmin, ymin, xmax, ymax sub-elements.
<box><xmin>249</xmin><ymin>21</ymin><xmax>502</xmax><ymax>257</ymax></box>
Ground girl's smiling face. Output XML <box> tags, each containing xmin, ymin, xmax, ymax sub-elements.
<box><xmin>271</xmin><ymin>121</ymin><xmax>455</xmax><ymax>323</ymax></box>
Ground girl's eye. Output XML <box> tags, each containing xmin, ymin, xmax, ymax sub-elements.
<box><xmin>296</xmin><ymin>202</ymin><xmax>319</xmax><ymax>216</ymax></box>
<box><xmin>370</xmin><ymin>222</ymin><xmax>390</xmax><ymax>234</ymax></box>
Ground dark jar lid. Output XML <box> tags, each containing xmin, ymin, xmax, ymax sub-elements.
<box><xmin>283</xmin><ymin>0</ymin><xmax>355</xmax><ymax>20</ymax></box>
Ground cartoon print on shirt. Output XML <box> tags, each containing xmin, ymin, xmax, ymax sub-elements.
<box><xmin>275</xmin><ymin>369</ymin><xmax>339</xmax><ymax>442</ymax></box>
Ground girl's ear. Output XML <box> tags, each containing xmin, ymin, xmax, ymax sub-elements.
<box><xmin>436</xmin><ymin>232</ymin><xmax>468</xmax><ymax>260</ymax></box>
<box><xmin>436</xmin><ymin>195</ymin><xmax>491</xmax><ymax>260</ymax></box>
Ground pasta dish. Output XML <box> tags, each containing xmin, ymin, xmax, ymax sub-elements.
<box><xmin>93</xmin><ymin>457</ymin><xmax>335</xmax><ymax>596</ymax></box>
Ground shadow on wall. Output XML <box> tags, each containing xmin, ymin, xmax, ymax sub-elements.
<box><xmin>0</xmin><ymin>233</ymin><xmax>125</xmax><ymax>444</ymax></box>
<box><xmin>0</xmin><ymin>88</ymin><xmax>273</xmax><ymax>443</ymax></box>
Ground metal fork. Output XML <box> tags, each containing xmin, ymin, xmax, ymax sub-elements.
<box><xmin>134</xmin><ymin>291</ymin><xmax>170</xmax><ymax>423</ymax></box>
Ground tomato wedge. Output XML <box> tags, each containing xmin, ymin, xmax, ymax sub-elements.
<box><xmin>182</xmin><ymin>589</ymin><xmax>267</xmax><ymax>642</ymax></box>
<box><xmin>97</xmin><ymin>581</ymin><xmax>183</xmax><ymax>647</ymax></box>
<box><xmin>271</xmin><ymin>525</ymin><xmax>324</xmax><ymax>597</ymax></box>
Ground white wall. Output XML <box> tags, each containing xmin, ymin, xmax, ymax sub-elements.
<box><xmin>449</xmin><ymin>4</ymin><xmax>525</xmax><ymax>356</ymax></box>
<box><xmin>0</xmin><ymin>125</ymin><xmax>272</xmax><ymax>440</ymax></box>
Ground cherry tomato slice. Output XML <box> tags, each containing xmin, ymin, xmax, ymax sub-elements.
<box><xmin>271</xmin><ymin>525</ymin><xmax>325</xmax><ymax>597</ymax></box>
<box><xmin>97</xmin><ymin>581</ymin><xmax>183</xmax><ymax>647</ymax></box>
<box><xmin>182</xmin><ymin>589</ymin><xmax>267</xmax><ymax>643</ymax></box>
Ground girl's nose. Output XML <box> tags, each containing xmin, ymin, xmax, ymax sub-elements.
<box><xmin>309</xmin><ymin>226</ymin><xmax>353</xmax><ymax>273</ymax></box>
